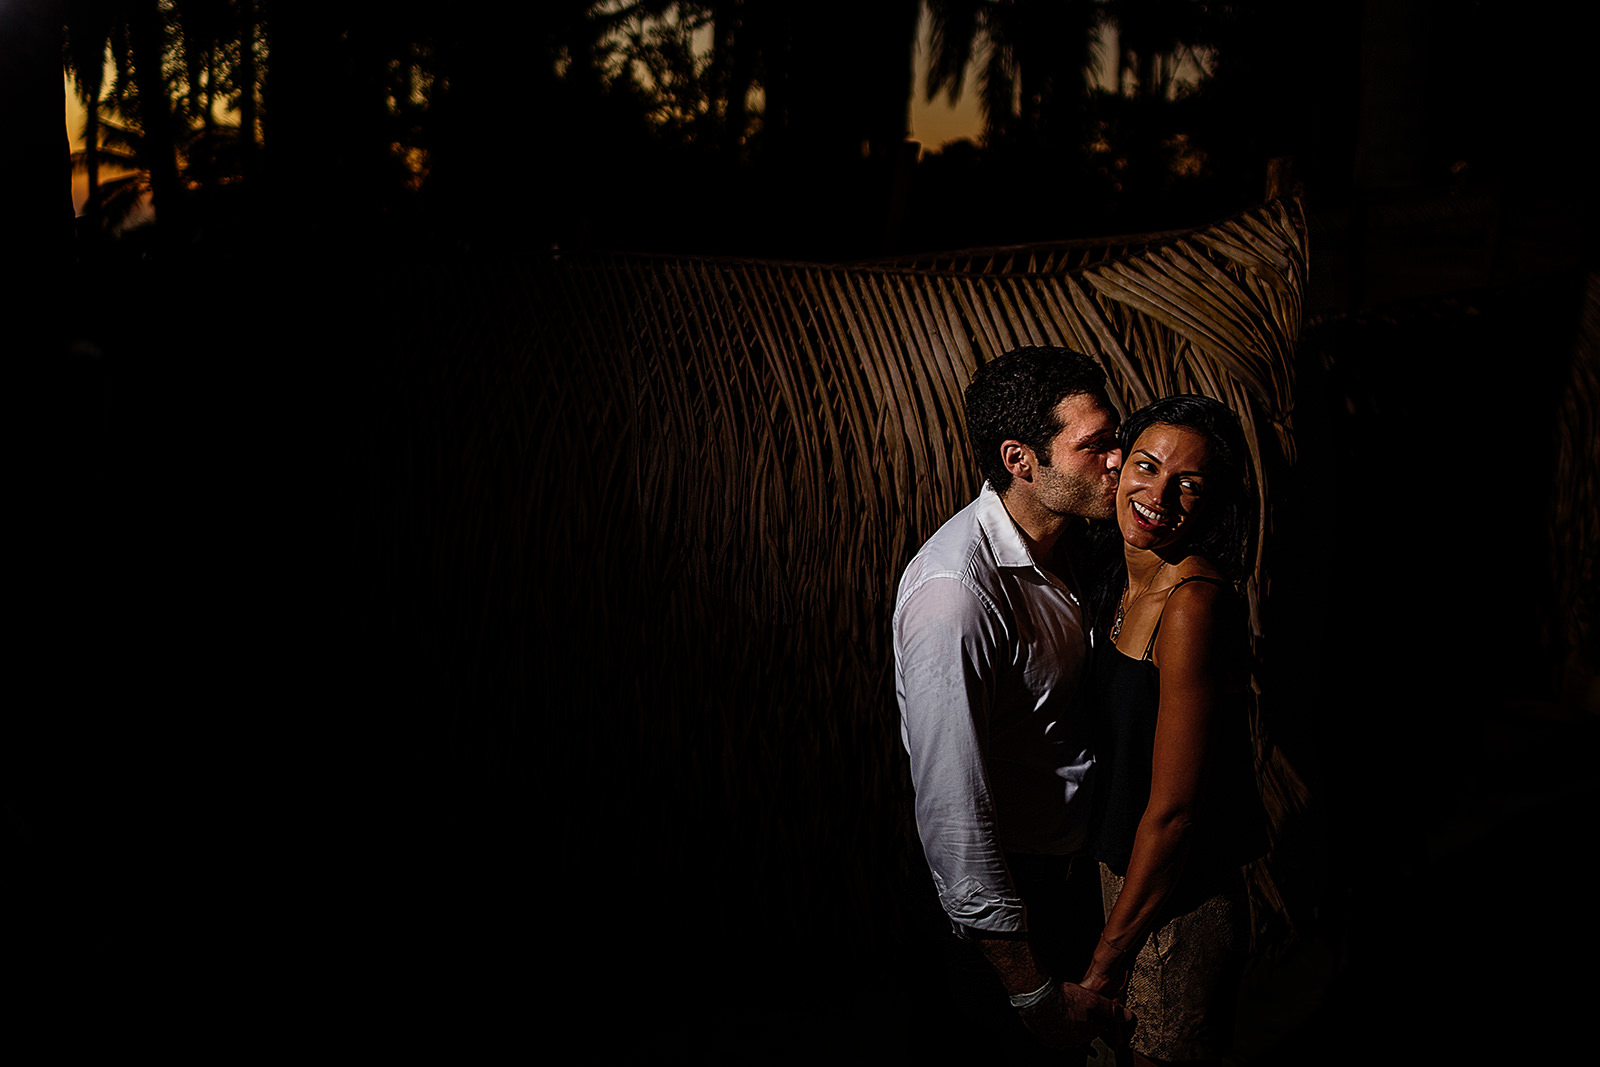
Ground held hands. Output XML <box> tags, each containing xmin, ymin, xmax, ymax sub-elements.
<box><xmin>1015</xmin><ymin>979</ymin><xmax>1132</xmax><ymax>1050</ymax></box>
<box><xmin>1079</xmin><ymin>932</ymin><xmax>1133</xmax><ymax>1000</ymax></box>
<box><xmin>975</xmin><ymin>934</ymin><xmax>1132</xmax><ymax>1049</ymax></box>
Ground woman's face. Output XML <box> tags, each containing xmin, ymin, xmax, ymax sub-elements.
<box><xmin>1116</xmin><ymin>422</ymin><xmax>1216</xmax><ymax>554</ymax></box>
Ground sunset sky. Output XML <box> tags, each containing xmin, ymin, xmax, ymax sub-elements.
<box><xmin>61</xmin><ymin>14</ymin><xmax>1184</xmax><ymax>216</ymax></box>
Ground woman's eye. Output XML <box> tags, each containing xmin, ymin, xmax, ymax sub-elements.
<box><xmin>1180</xmin><ymin>479</ymin><xmax>1202</xmax><ymax>493</ymax></box>
<box><xmin>1135</xmin><ymin>461</ymin><xmax>1157</xmax><ymax>473</ymax></box>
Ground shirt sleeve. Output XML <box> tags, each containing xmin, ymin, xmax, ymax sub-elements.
<box><xmin>894</xmin><ymin>574</ymin><xmax>1025</xmax><ymax>934</ymax></box>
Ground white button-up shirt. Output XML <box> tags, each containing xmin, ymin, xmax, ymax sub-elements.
<box><xmin>894</xmin><ymin>483</ymin><xmax>1095</xmax><ymax>935</ymax></box>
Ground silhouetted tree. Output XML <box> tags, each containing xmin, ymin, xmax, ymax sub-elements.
<box><xmin>69</xmin><ymin>117</ymin><xmax>150</xmax><ymax>233</ymax></box>
<box><xmin>420</xmin><ymin>2</ymin><xmax>651</xmax><ymax>251</ymax></box>
<box><xmin>925</xmin><ymin>0</ymin><xmax>1101</xmax><ymax>152</ymax></box>
<box><xmin>1184</xmin><ymin>0</ymin><xmax>1360</xmax><ymax>203</ymax></box>
<box><xmin>234</xmin><ymin>0</ymin><xmax>259</xmax><ymax>183</ymax></box>
<box><xmin>1106</xmin><ymin>0</ymin><xmax>1214</xmax><ymax>101</ymax></box>
<box><xmin>712</xmin><ymin>0</ymin><xmax>919</xmax><ymax>255</ymax></box>
<box><xmin>702</xmin><ymin>0</ymin><xmax>758</xmax><ymax>163</ymax></box>
<box><xmin>755</xmin><ymin>0</ymin><xmax>918</xmax><ymax>163</ymax></box>
<box><xmin>259</xmin><ymin>0</ymin><xmax>421</xmax><ymax>241</ymax></box>
<box><xmin>126</xmin><ymin>0</ymin><xmax>186</xmax><ymax>236</ymax></box>
<box><xmin>64</xmin><ymin>0</ymin><xmax>120</xmax><ymax>242</ymax></box>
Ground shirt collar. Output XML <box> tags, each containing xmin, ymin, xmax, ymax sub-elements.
<box><xmin>975</xmin><ymin>482</ymin><xmax>1039</xmax><ymax>569</ymax></box>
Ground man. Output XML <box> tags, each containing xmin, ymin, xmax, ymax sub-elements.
<box><xmin>894</xmin><ymin>346</ymin><xmax>1127</xmax><ymax>1049</ymax></box>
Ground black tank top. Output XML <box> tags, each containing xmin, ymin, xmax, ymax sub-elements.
<box><xmin>1090</xmin><ymin>576</ymin><xmax>1268</xmax><ymax>882</ymax></box>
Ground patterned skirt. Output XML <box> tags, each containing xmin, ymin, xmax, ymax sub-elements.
<box><xmin>1098</xmin><ymin>863</ymin><xmax>1248</xmax><ymax>1062</ymax></box>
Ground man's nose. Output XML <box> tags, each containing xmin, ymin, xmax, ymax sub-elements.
<box><xmin>1107</xmin><ymin>447</ymin><xmax>1124</xmax><ymax>471</ymax></box>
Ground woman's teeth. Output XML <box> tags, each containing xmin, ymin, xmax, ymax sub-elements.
<box><xmin>1133</xmin><ymin>500</ymin><xmax>1164</xmax><ymax>525</ymax></box>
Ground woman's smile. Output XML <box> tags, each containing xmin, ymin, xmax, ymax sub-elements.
<box><xmin>1129</xmin><ymin>498</ymin><xmax>1174</xmax><ymax>531</ymax></box>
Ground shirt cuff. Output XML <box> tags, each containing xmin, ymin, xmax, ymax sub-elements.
<box><xmin>936</xmin><ymin>874</ymin><xmax>1026</xmax><ymax>935</ymax></box>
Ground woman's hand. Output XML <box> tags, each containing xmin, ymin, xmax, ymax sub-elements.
<box><xmin>1080</xmin><ymin>933</ymin><xmax>1132</xmax><ymax>998</ymax></box>
<box><xmin>1017</xmin><ymin>980</ymin><xmax>1132</xmax><ymax>1050</ymax></box>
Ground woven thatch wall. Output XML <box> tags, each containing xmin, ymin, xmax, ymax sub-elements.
<box><xmin>537</xmin><ymin>199</ymin><xmax>1304</xmax><ymax>626</ymax></box>
<box><xmin>357</xmin><ymin>200</ymin><xmax>1312</xmax><ymax>976</ymax></box>
<box><xmin>1552</xmin><ymin>272</ymin><xmax>1600</xmax><ymax>699</ymax></box>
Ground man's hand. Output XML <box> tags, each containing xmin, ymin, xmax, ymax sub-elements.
<box><xmin>971</xmin><ymin>934</ymin><xmax>1132</xmax><ymax>1049</ymax></box>
<box><xmin>1016</xmin><ymin>980</ymin><xmax>1131</xmax><ymax>1050</ymax></box>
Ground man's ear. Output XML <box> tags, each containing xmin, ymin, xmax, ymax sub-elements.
<box><xmin>1000</xmin><ymin>440</ymin><xmax>1033</xmax><ymax>483</ymax></box>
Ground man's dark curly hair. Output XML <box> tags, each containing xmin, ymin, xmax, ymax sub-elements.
<box><xmin>964</xmin><ymin>346</ymin><xmax>1111</xmax><ymax>493</ymax></box>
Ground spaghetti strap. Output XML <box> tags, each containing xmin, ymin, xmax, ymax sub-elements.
<box><xmin>1141</xmin><ymin>575</ymin><xmax>1230</xmax><ymax>661</ymax></box>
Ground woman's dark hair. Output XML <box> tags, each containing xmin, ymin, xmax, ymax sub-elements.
<box><xmin>1120</xmin><ymin>393</ymin><xmax>1256</xmax><ymax>582</ymax></box>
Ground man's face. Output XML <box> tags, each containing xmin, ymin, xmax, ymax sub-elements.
<box><xmin>1032</xmin><ymin>393</ymin><xmax>1122</xmax><ymax>521</ymax></box>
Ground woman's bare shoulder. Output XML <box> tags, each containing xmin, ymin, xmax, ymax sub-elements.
<box><xmin>1154</xmin><ymin>554</ymin><xmax>1230</xmax><ymax>600</ymax></box>
<box><xmin>1153</xmin><ymin>560</ymin><xmax>1232</xmax><ymax>651</ymax></box>
<box><xmin>1168</xmin><ymin>553</ymin><xmax>1227</xmax><ymax>583</ymax></box>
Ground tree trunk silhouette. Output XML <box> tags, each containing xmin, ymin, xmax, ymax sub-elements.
<box><xmin>237</xmin><ymin>0</ymin><xmax>259</xmax><ymax>182</ymax></box>
<box><xmin>64</xmin><ymin>0</ymin><xmax>115</xmax><ymax>242</ymax></box>
<box><xmin>709</xmin><ymin>0</ymin><xmax>756</xmax><ymax>166</ymax></box>
<box><xmin>129</xmin><ymin>0</ymin><xmax>186</xmax><ymax>238</ymax></box>
<box><xmin>927</xmin><ymin>0</ymin><xmax>1099</xmax><ymax>151</ymax></box>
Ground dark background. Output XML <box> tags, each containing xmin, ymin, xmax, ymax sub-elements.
<box><xmin>7</xmin><ymin>1</ymin><xmax>1594</xmax><ymax>1059</ymax></box>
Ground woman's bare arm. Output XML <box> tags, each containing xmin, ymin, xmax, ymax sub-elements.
<box><xmin>1081</xmin><ymin>579</ymin><xmax>1223</xmax><ymax>995</ymax></box>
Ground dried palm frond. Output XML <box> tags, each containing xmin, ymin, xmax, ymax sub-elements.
<box><xmin>578</xmin><ymin>199</ymin><xmax>1306</xmax><ymax>636</ymax></box>
<box><xmin>858</xmin><ymin>226</ymin><xmax>1197</xmax><ymax>274</ymax></box>
<box><xmin>365</xmin><ymin>199</ymin><xmax>1312</xmax><ymax>953</ymax></box>
<box><xmin>1552</xmin><ymin>272</ymin><xmax>1600</xmax><ymax>695</ymax></box>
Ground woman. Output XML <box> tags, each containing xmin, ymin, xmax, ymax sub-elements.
<box><xmin>1080</xmin><ymin>395</ymin><xmax>1268</xmax><ymax>1065</ymax></box>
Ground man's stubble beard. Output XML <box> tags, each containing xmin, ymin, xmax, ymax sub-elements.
<box><xmin>1046</xmin><ymin>470</ymin><xmax>1118</xmax><ymax>523</ymax></box>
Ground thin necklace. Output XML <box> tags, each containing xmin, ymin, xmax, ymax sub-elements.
<box><xmin>1110</xmin><ymin>560</ymin><xmax>1166</xmax><ymax>643</ymax></box>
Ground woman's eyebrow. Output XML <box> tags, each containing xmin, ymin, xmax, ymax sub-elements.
<box><xmin>1133</xmin><ymin>446</ymin><xmax>1205</xmax><ymax>476</ymax></box>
